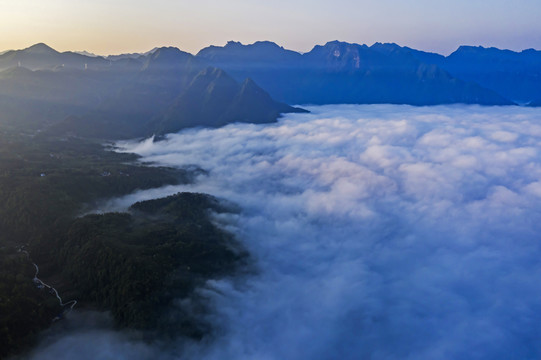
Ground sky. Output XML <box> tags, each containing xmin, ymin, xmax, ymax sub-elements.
<box><xmin>1</xmin><ymin>0</ymin><xmax>540</xmax><ymax>55</ymax></box>
<box><xmin>25</xmin><ymin>104</ymin><xmax>541</xmax><ymax>359</ymax></box>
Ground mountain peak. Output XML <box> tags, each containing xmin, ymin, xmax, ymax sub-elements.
<box><xmin>24</xmin><ymin>43</ymin><xmax>58</xmax><ymax>54</ymax></box>
<box><xmin>152</xmin><ymin>46</ymin><xmax>187</xmax><ymax>56</ymax></box>
<box><xmin>197</xmin><ymin>41</ymin><xmax>301</xmax><ymax>64</ymax></box>
<box><xmin>457</xmin><ymin>45</ymin><xmax>485</xmax><ymax>51</ymax></box>
<box><xmin>251</xmin><ymin>41</ymin><xmax>281</xmax><ymax>48</ymax></box>
<box><xmin>143</xmin><ymin>46</ymin><xmax>193</xmax><ymax>70</ymax></box>
<box><xmin>321</xmin><ymin>40</ymin><xmax>367</xmax><ymax>48</ymax></box>
<box><xmin>225</xmin><ymin>41</ymin><xmax>243</xmax><ymax>48</ymax></box>
<box><xmin>310</xmin><ymin>41</ymin><xmax>368</xmax><ymax>54</ymax></box>
<box><xmin>222</xmin><ymin>40</ymin><xmax>283</xmax><ymax>50</ymax></box>
<box><xmin>370</xmin><ymin>42</ymin><xmax>401</xmax><ymax>51</ymax></box>
<box><xmin>449</xmin><ymin>45</ymin><xmax>520</xmax><ymax>58</ymax></box>
<box><xmin>322</xmin><ymin>40</ymin><xmax>349</xmax><ymax>48</ymax></box>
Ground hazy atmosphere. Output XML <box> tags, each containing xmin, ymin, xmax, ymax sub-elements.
<box><xmin>3</xmin><ymin>1</ymin><xmax>541</xmax><ymax>358</ymax></box>
<box><xmin>2</xmin><ymin>0</ymin><xmax>541</xmax><ymax>55</ymax></box>
<box><xmin>24</xmin><ymin>105</ymin><xmax>541</xmax><ymax>359</ymax></box>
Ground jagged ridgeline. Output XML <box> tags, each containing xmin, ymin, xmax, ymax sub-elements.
<box><xmin>0</xmin><ymin>44</ymin><xmax>305</xmax><ymax>138</ymax></box>
<box><xmin>2</xmin><ymin>40</ymin><xmax>541</xmax><ymax>358</ymax></box>
<box><xmin>2</xmin><ymin>41</ymin><xmax>541</xmax><ymax>140</ymax></box>
<box><xmin>195</xmin><ymin>41</ymin><xmax>541</xmax><ymax>105</ymax></box>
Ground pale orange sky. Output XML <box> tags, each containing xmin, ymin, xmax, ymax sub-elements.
<box><xmin>1</xmin><ymin>0</ymin><xmax>540</xmax><ymax>55</ymax></box>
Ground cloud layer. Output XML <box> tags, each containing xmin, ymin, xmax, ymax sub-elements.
<box><xmin>28</xmin><ymin>104</ymin><xmax>541</xmax><ymax>359</ymax></box>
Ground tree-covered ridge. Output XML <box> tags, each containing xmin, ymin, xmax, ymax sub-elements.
<box><xmin>0</xmin><ymin>134</ymin><xmax>189</xmax><ymax>245</ymax></box>
<box><xmin>0</xmin><ymin>133</ymin><xmax>242</xmax><ymax>358</ymax></box>
<box><xmin>33</xmin><ymin>193</ymin><xmax>244</xmax><ymax>338</ymax></box>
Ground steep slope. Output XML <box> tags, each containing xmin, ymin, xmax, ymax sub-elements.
<box><xmin>197</xmin><ymin>41</ymin><xmax>304</xmax><ymax>103</ymax></box>
<box><xmin>154</xmin><ymin>67</ymin><xmax>306</xmax><ymax>134</ymax></box>
<box><xmin>91</xmin><ymin>47</ymin><xmax>202</xmax><ymax>123</ymax></box>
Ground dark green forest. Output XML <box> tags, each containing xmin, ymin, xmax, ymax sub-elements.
<box><xmin>0</xmin><ymin>131</ymin><xmax>243</xmax><ymax>358</ymax></box>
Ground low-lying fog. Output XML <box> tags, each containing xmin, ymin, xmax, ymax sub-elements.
<box><xmin>27</xmin><ymin>105</ymin><xmax>541</xmax><ymax>359</ymax></box>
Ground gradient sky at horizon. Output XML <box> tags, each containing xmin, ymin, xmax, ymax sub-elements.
<box><xmin>1</xmin><ymin>0</ymin><xmax>540</xmax><ymax>55</ymax></box>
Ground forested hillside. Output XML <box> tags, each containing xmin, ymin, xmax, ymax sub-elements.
<box><xmin>0</xmin><ymin>133</ymin><xmax>243</xmax><ymax>358</ymax></box>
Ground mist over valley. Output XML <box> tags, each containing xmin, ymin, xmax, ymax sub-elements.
<box><xmin>19</xmin><ymin>105</ymin><xmax>541</xmax><ymax>360</ymax></box>
<box><xmin>1</xmin><ymin>38</ymin><xmax>541</xmax><ymax>360</ymax></box>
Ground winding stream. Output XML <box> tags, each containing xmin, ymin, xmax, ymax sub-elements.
<box><xmin>19</xmin><ymin>247</ymin><xmax>77</xmax><ymax>316</ymax></box>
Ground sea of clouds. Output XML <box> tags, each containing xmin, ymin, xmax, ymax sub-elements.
<box><xmin>26</xmin><ymin>105</ymin><xmax>541</xmax><ymax>359</ymax></box>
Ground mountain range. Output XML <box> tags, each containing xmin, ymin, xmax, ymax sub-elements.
<box><xmin>395</xmin><ymin>44</ymin><xmax>541</xmax><ymax>104</ymax></box>
<box><xmin>196</xmin><ymin>40</ymin><xmax>541</xmax><ymax>106</ymax></box>
<box><xmin>196</xmin><ymin>41</ymin><xmax>513</xmax><ymax>106</ymax></box>
<box><xmin>0</xmin><ymin>44</ymin><xmax>304</xmax><ymax>138</ymax></box>
<box><xmin>0</xmin><ymin>41</ymin><xmax>540</xmax><ymax>138</ymax></box>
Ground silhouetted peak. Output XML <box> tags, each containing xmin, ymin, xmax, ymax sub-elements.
<box><xmin>449</xmin><ymin>45</ymin><xmax>521</xmax><ymax>58</ymax></box>
<box><xmin>197</xmin><ymin>41</ymin><xmax>301</xmax><ymax>64</ymax></box>
<box><xmin>214</xmin><ymin>40</ymin><xmax>284</xmax><ymax>51</ymax></box>
<box><xmin>370</xmin><ymin>42</ymin><xmax>401</xmax><ymax>52</ymax></box>
<box><xmin>324</xmin><ymin>40</ymin><xmax>352</xmax><ymax>46</ymax></box>
<box><xmin>309</xmin><ymin>41</ymin><xmax>368</xmax><ymax>55</ymax></box>
<box><xmin>24</xmin><ymin>43</ymin><xmax>58</xmax><ymax>54</ymax></box>
<box><xmin>225</xmin><ymin>41</ymin><xmax>242</xmax><ymax>47</ymax></box>
<box><xmin>450</xmin><ymin>45</ymin><xmax>492</xmax><ymax>56</ymax></box>
<box><xmin>457</xmin><ymin>45</ymin><xmax>485</xmax><ymax>51</ymax></box>
<box><xmin>142</xmin><ymin>47</ymin><xmax>193</xmax><ymax>70</ymax></box>
<box><xmin>151</xmin><ymin>46</ymin><xmax>191</xmax><ymax>59</ymax></box>
<box><xmin>252</xmin><ymin>41</ymin><xmax>281</xmax><ymax>49</ymax></box>
<box><xmin>306</xmin><ymin>41</ymin><xmax>371</xmax><ymax>65</ymax></box>
<box><xmin>521</xmin><ymin>48</ymin><xmax>541</xmax><ymax>54</ymax></box>
<box><xmin>447</xmin><ymin>46</ymin><xmax>477</xmax><ymax>58</ymax></box>
<box><xmin>323</xmin><ymin>40</ymin><xmax>368</xmax><ymax>48</ymax></box>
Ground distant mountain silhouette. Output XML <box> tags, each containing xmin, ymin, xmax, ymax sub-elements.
<box><xmin>0</xmin><ymin>43</ymin><xmax>110</xmax><ymax>71</ymax></box>
<box><xmin>392</xmin><ymin>45</ymin><xmax>541</xmax><ymax>104</ymax></box>
<box><xmin>442</xmin><ymin>46</ymin><xmax>541</xmax><ymax>103</ymax></box>
<box><xmin>105</xmin><ymin>48</ymin><xmax>158</xmax><ymax>61</ymax></box>
<box><xmin>0</xmin><ymin>44</ymin><xmax>303</xmax><ymax>138</ymax></box>
<box><xmin>3</xmin><ymin>41</ymin><xmax>541</xmax><ymax>138</ymax></box>
<box><xmin>198</xmin><ymin>41</ymin><xmax>302</xmax><ymax>68</ymax></box>
<box><xmin>197</xmin><ymin>41</ymin><xmax>513</xmax><ymax>105</ymax></box>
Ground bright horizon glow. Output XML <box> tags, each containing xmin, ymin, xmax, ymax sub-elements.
<box><xmin>1</xmin><ymin>0</ymin><xmax>540</xmax><ymax>56</ymax></box>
